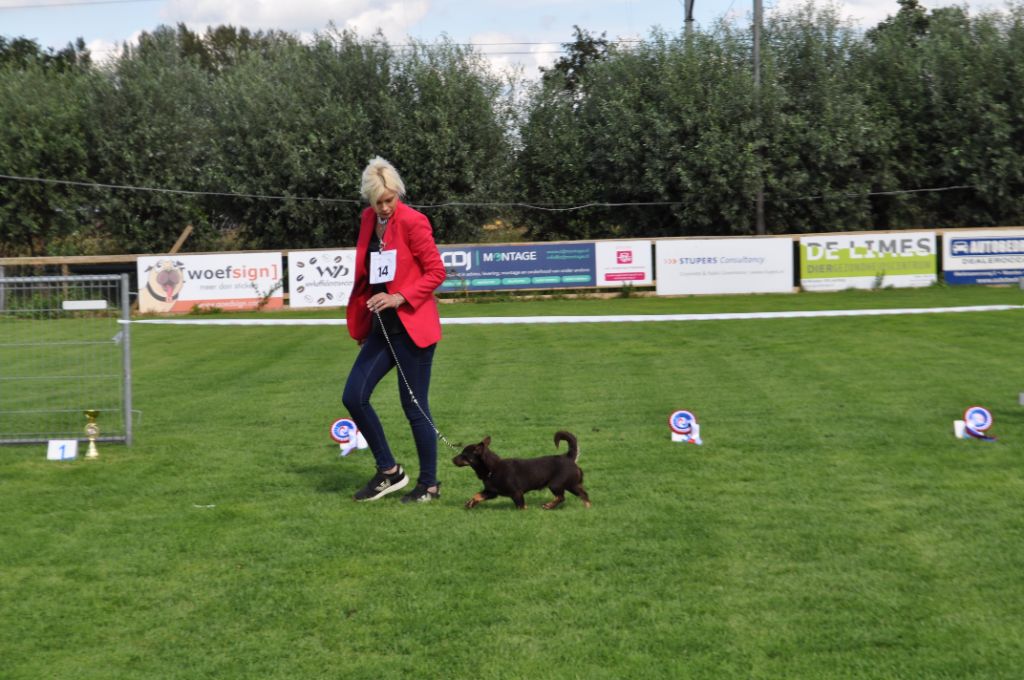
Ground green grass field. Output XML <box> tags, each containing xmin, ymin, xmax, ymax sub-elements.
<box><xmin>2</xmin><ymin>286</ymin><xmax>1023</xmax><ymax>679</ymax></box>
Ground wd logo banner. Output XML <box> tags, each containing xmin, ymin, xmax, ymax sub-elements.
<box><xmin>439</xmin><ymin>244</ymin><xmax>596</xmax><ymax>291</ymax></box>
<box><xmin>287</xmin><ymin>249</ymin><xmax>356</xmax><ymax>308</ymax></box>
<box><xmin>943</xmin><ymin>229</ymin><xmax>1024</xmax><ymax>285</ymax></box>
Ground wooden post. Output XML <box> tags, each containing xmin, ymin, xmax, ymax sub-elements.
<box><xmin>170</xmin><ymin>224</ymin><xmax>193</xmax><ymax>255</ymax></box>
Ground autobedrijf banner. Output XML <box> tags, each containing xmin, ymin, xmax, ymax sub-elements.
<box><xmin>438</xmin><ymin>243</ymin><xmax>595</xmax><ymax>292</ymax></box>
<box><xmin>137</xmin><ymin>252</ymin><xmax>284</xmax><ymax>313</ymax></box>
<box><xmin>942</xmin><ymin>229</ymin><xmax>1024</xmax><ymax>285</ymax></box>
<box><xmin>287</xmin><ymin>249</ymin><xmax>356</xmax><ymax>308</ymax></box>
<box><xmin>799</xmin><ymin>232</ymin><xmax>937</xmax><ymax>291</ymax></box>
<box><xmin>655</xmin><ymin>237</ymin><xmax>794</xmax><ymax>296</ymax></box>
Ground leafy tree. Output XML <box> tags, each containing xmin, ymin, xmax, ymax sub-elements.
<box><xmin>0</xmin><ymin>36</ymin><xmax>91</xmax><ymax>72</ymax></box>
<box><xmin>519</xmin><ymin>26</ymin><xmax>763</xmax><ymax>239</ymax></box>
<box><xmin>542</xmin><ymin>25</ymin><xmax>610</xmax><ymax>95</ymax></box>
<box><xmin>204</xmin><ymin>29</ymin><xmax>383</xmax><ymax>250</ymax></box>
<box><xmin>760</xmin><ymin>2</ymin><xmax>886</xmax><ymax>232</ymax></box>
<box><xmin>0</xmin><ymin>63</ymin><xmax>97</xmax><ymax>256</ymax></box>
<box><xmin>206</xmin><ymin>29</ymin><xmax>514</xmax><ymax>249</ymax></box>
<box><xmin>175</xmin><ymin>23</ymin><xmax>297</xmax><ymax>73</ymax></box>
<box><xmin>857</xmin><ymin>0</ymin><xmax>1024</xmax><ymax>227</ymax></box>
<box><xmin>387</xmin><ymin>38</ymin><xmax>515</xmax><ymax>243</ymax></box>
<box><xmin>87</xmin><ymin>26</ymin><xmax>218</xmax><ymax>253</ymax></box>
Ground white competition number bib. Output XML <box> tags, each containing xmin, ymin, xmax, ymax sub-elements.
<box><xmin>369</xmin><ymin>249</ymin><xmax>397</xmax><ymax>284</ymax></box>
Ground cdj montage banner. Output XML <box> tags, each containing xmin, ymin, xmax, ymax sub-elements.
<box><xmin>438</xmin><ymin>243</ymin><xmax>596</xmax><ymax>292</ymax></box>
<box><xmin>942</xmin><ymin>229</ymin><xmax>1024</xmax><ymax>285</ymax></box>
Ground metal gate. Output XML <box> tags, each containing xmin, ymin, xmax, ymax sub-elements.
<box><xmin>0</xmin><ymin>274</ymin><xmax>132</xmax><ymax>445</ymax></box>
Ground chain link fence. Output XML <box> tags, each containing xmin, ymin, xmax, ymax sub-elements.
<box><xmin>0</xmin><ymin>273</ymin><xmax>132</xmax><ymax>445</ymax></box>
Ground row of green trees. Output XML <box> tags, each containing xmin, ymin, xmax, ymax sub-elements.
<box><xmin>2</xmin><ymin>0</ymin><xmax>1023</xmax><ymax>256</ymax></box>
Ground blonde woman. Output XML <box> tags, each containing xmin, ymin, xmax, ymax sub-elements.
<box><xmin>343</xmin><ymin>157</ymin><xmax>447</xmax><ymax>503</ymax></box>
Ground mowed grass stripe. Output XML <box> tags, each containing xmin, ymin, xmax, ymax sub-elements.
<box><xmin>1</xmin><ymin>287</ymin><xmax>1022</xmax><ymax>678</ymax></box>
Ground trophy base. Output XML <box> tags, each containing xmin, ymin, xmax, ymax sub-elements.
<box><xmin>85</xmin><ymin>442</ymin><xmax>99</xmax><ymax>459</ymax></box>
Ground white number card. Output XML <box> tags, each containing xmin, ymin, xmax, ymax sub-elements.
<box><xmin>47</xmin><ymin>439</ymin><xmax>78</xmax><ymax>460</ymax></box>
<box><xmin>370</xmin><ymin>250</ymin><xmax>397</xmax><ymax>284</ymax></box>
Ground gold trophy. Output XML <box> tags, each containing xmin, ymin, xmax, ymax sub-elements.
<box><xmin>84</xmin><ymin>410</ymin><xmax>100</xmax><ymax>459</ymax></box>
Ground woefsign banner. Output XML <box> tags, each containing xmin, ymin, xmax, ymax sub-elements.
<box><xmin>655</xmin><ymin>237</ymin><xmax>794</xmax><ymax>296</ymax></box>
<box><xmin>137</xmin><ymin>252</ymin><xmax>284</xmax><ymax>313</ymax></box>
<box><xmin>799</xmin><ymin>232</ymin><xmax>937</xmax><ymax>291</ymax></box>
<box><xmin>942</xmin><ymin>229</ymin><xmax>1024</xmax><ymax>285</ymax></box>
<box><xmin>438</xmin><ymin>243</ymin><xmax>596</xmax><ymax>292</ymax></box>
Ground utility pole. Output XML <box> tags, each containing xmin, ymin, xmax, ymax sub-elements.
<box><xmin>753</xmin><ymin>0</ymin><xmax>766</xmax><ymax>235</ymax></box>
<box><xmin>685</xmin><ymin>0</ymin><xmax>695</xmax><ymax>39</ymax></box>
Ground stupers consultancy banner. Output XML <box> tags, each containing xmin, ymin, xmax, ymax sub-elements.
<box><xmin>942</xmin><ymin>229</ymin><xmax>1024</xmax><ymax>285</ymax></box>
<box><xmin>438</xmin><ymin>243</ymin><xmax>595</xmax><ymax>292</ymax></box>
<box><xmin>799</xmin><ymin>232</ymin><xmax>937</xmax><ymax>291</ymax></box>
<box><xmin>655</xmin><ymin>238</ymin><xmax>794</xmax><ymax>296</ymax></box>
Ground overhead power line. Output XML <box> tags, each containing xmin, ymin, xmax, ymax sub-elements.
<box><xmin>0</xmin><ymin>173</ymin><xmax>361</xmax><ymax>205</ymax></box>
<box><xmin>0</xmin><ymin>173</ymin><xmax>981</xmax><ymax>212</ymax></box>
<box><xmin>0</xmin><ymin>0</ymin><xmax>161</xmax><ymax>10</ymax></box>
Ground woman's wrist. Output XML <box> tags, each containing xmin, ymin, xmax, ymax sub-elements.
<box><xmin>392</xmin><ymin>293</ymin><xmax>405</xmax><ymax>306</ymax></box>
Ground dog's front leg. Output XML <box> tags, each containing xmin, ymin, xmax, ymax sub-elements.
<box><xmin>512</xmin><ymin>492</ymin><xmax>527</xmax><ymax>510</ymax></box>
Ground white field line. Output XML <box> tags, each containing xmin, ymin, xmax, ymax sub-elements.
<box><xmin>121</xmin><ymin>304</ymin><xmax>1024</xmax><ymax>326</ymax></box>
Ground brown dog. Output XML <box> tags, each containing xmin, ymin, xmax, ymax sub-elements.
<box><xmin>452</xmin><ymin>431</ymin><xmax>592</xmax><ymax>510</ymax></box>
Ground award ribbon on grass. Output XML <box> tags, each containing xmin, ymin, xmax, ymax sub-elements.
<box><xmin>962</xmin><ymin>406</ymin><xmax>996</xmax><ymax>441</ymax></box>
<box><xmin>670</xmin><ymin>410</ymin><xmax>702</xmax><ymax>445</ymax></box>
<box><xmin>331</xmin><ymin>418</ymin><xmax>368</xmax><ymax>456</ymax></box>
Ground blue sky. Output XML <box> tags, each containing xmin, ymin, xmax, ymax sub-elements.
<box><xmin>0</xmin><ymin>0</ymin><xmax>1004</xmax><ymax>74</ymax></box>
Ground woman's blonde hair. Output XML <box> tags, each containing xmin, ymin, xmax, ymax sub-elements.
<box><xmin>360</xmin><ymin>156</ymin><xmax>406</xmax><ymax>205</ymax></box>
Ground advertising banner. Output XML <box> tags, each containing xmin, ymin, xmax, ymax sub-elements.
<box><xmin>594</xmin><ymin>240</ymin><xmax>653</xmax><ymax>287</ymax></box>
<box><xmin>137</xmin><ymin>252</ymin><xmax>284</xmax><ymax>313</ymax></box>
<box><xmin>655</xmin><ymin>238</ymin><xmax>794</xmax><ymax>296</ymax></box>
<box><xmin>439</xmin><ymin>243</ymin><xmax>595</xmax><ymax>292</ymax></box>
<box><xmin>942</xmin><ymin>229</ymin><xmax>1024</xmax><ymax>285</ymax></box>
<box><xmin>799</xmin><ymin>232</ymin><xmax>937</xmax><ymax>291</ymax></box>
<box><xmin>287</xmin><ymin>249</ymin><xmax>356</xmax><ymax>308</ymax></box>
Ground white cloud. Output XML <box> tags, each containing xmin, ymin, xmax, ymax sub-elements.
<box><xmin>162</xmin><ymin>0</ymin><xmax>429</xmax><ymax>40</ymax></box>
<box><xmin>768</xmin><ymin>0</ymin><xmax>1009</xmax><ymax>29</ymax></box>
<box><xmin>345</xmin><ymin>0</ymin><xmax>430</xmax><ymax>42</ymax></box>
<box><xmin>468</xmin><ymin>31</ymin><xmax>560</xmax><ymax>79</ymax></box>
<box><xmin>86</xmin><ymin>30</ymin><xmax>145</xmax><ymax>66</ymax></box>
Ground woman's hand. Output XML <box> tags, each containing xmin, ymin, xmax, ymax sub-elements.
<box><xmin>366</xmin><ymin>292</ymin><xmax>405</xmax><ymax>313</ymax></box>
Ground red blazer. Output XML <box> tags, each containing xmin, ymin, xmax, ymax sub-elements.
<box><xmin>346</xmin><ymin>200</ymin><xmax>446</xmax><ymax>348</ymax></box>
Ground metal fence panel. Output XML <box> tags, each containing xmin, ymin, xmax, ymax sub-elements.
<box><xmin>0</xmin><ymin>274</ymin><xmax>132</xmax><ymax>445</ymax></box>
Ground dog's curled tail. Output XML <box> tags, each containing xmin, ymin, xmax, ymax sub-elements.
<box><xmin>554</xmin><ymin>431</ymin><xmax>579</xmax><ymax>461</ymax></box>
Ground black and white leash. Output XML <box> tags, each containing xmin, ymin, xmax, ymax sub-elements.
<box><xmin>372</xmin><ymin>215</ymin><xmax>459</xmax><ymax>452</ymax></box>
<box><xmin>371</xmin><ymin>309</ymin><xmax>460</xmax><ymax>453</ymax></box>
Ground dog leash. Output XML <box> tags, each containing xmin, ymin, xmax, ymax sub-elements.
<box><xmin>372</xmin><ymin>309</ymin><xmax>461</xmax><ymax>453</ymax></box>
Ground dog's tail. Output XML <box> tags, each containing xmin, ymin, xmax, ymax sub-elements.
<box><xmin>554</xmin><ymin>431</ymin><xmax>579</xmax><ymax>461</ymax></box>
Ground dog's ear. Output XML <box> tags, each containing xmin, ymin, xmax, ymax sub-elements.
<box><xmin>483</xmin><ymin>436</ymin><xmax>491</xmax><ymax>447</ymax></box>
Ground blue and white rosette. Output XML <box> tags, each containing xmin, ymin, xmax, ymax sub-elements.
<box><xmin>331</xmin><ymin>418</ymin><xmax>368</xmax><ymax>456</ymax></box>
<box><xmin>963</xmin><ymin>406</ymin><xmax>996</xmax><ymax>441</ymax></box>
<box><xmin>669</xmin><ymin>410</ymin><xmax>702</xmax><ymax>445</ymax></box>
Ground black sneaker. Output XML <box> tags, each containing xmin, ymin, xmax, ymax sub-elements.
<box><xmin>354</xmin><ymin>465</ymin><xmax>409</xmax><ymax>501</ymax></box>
<box><xmin>400</xmin><ymin>482</ymin><xmax>441</xmax><ymax>504</ymax></box>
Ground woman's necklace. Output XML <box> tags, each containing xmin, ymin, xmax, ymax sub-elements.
<box><xmin>375</xmin><ymin>216</ymin><xmax>388</xmax><ymax>252</ymax></box>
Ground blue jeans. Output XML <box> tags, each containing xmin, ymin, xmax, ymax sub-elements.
<box><xmin>342</xmin><ymin>326</ymin><xmax>438</xmax><ymax>487</ymax></box>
